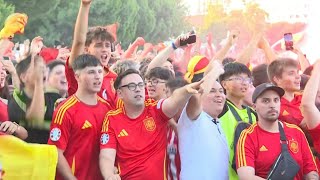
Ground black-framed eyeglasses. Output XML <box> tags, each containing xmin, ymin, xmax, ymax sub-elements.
<box><xmin>119</xmin><ymin>82</ymin><xmax>145</xmax><ymax>91</ymax></box>
<box><xmin>226</xmin><ymin>77</ymin><xmax>252</xmax><ymax>84</ymax></box>
<box><xmin>146</xmin><ymin>79</ymin><xmax>166</xmax><ymax>86</ymax></box>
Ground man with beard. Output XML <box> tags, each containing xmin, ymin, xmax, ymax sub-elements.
<box><xmin>236</xmin><ymin>83</ymin><xmax>318</xmax><ymax>180</ymax></box>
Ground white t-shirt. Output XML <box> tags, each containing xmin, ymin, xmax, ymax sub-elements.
<box><xmin>178</xmin><ymin>105</ymin><xmax>229</xmax><ymax>180</ymax></box>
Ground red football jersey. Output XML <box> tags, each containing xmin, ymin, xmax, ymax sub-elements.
<box><xmin>308</xmin><ymin>123</ymin><xmax>320</xmax><ymax>168</ymax></box>
<box><xmin>48</xmin><ymin>95</ymin><xmax>111</xmax><ymax>180</ymax></box>
<box><xmin>0</xmin><ymin>100</ymin><xmax>8</xmax><ymax>122</ymax></box>
<box><xmin>65</xmin><ymin>58</ymin><xmax>119</xmax><ymax>108</ymax></box>
<box><xmin>279</xmin><ymin>93</ymin><xmax>304</xmax><ymax>126</ymax></box>
<box><xmin>100</xmin><ymin>99</ymin><xmax>170</xmax><ymax>180</ymax></box>
<box><xmin>236</xmin><ymin>122</ymin><xmax>317</xmax><ymax>179</ymax></box>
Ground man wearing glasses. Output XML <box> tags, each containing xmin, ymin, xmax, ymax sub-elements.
<box><xmin>99</xmin><ymin>69</ymin><xmax>203</xmax><ymax>180</ymax></box>
<box><xmin>145</xmin><ymin>67</ymin><xmax>174</xmax><ymax>101</ymax></box>
<box><xmin>218</xmin><ymin>62</ymin><xmax>257</xmax><ymax>180</ymax></box>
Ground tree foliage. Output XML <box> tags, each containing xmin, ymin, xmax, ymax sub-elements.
<box><xmin>202</xmin><ymin>2</ymin><xmax>268</xmax><ymax>46</ymax></box>
<box><xmin>6</xmin><ymin>0</ymin><xmax>188</xmax><ymax>47</ymax></box>
<box><xmin>0</xmin><ymin>0</ymin><xmax>15</xmax><ymax>26</ymax></box>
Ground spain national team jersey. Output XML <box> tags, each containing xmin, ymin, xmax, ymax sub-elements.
<box><xmin>65</xmin><ymin>58</ymin><xmax>119</xmax><ymax>108</ymax></box>
<box><xmin>236</xmin><ymin>122</ymin><xmax>317</xmax><ymax>179</ymax></box>
<box><xmin>48</xmin><ymin>95</ymin><xmax>111</xmax><ymax>180</ymax></box>
<box><xmin>100</xmin><ymin>99</ymin><xmax>170</xmax><ymax>180</ymax></box>
<box><xmin>279</xmin><ymin>93</ymin><xmax>303</xmax><ymax>126</ymax></box>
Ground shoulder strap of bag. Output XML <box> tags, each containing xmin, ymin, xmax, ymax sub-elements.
<box><xmin>278</xmin><ymin>121</ymin><xmax>289</xmax><ymax>152</ymax></box>
<box><xmin>227</xmin><ymin>103</ymin><xmax>253</xmax><ymax>124</ymax></box>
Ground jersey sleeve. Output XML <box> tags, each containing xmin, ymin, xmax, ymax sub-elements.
<box><xmin>236</xmin><ymin>129</ymin><xmax>255</xmax><ymax>169</ymax></box>
<box><xmin>300</xmin><ymin>129</ymin><xmax>319</xmax><ymax>174</ymax></box>
<box><xmin>65</xmin><ymin>58</ymin><xmax>78</xmax><ymax>96</ymax></box>
<box><xmin>154</xmin><ymin>99</ymin><xmax>170</xmax><ymax>122</ymax></box>
<box><xmin>308</xmin><ymin>123</ymin><xmax>320</xmax><ymax>155</ymax></box>
<box><xmin>100</xmin><ymin>114</ymin><xmax>117</xmax><ymax>150</ymax></box>
<box><xmin>47</xmin><ymin>107</ymin><xmax>72</xmax><ymax>150</ymax></box>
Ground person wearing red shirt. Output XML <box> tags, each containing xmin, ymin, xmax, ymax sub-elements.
<box><xmin>236</xmin><ymin>83</ymin><xmax>318</xmax><ymax>180</ymax></box>
<box><xmin>268</xmin><ymin>58</ymin><xmax>304</xmax><ymax>126</ymax></box>
<box><xmin>301</xmin><ymin>59</ymin><xmax>320</xmax><ymax>168</ymax></box>
<box><xmin>99</xmin><ymin>69</ymin><xmax>203</xmax><ymax>180</ymax></box>
<box><xmin>66</xmin><ymin>0</ymin><xmax>118</xmax><ymax>108</ymax></box>
<box><xmin>48</xmin><ymin>54</ymin><xmax>111</xmax><ymax>180</ymax></box>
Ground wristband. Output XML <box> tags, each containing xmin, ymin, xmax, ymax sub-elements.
<box><xmin>171</xmin><ymin>42</ymin><xmax>177</xmax><ymax>50</ymax></box>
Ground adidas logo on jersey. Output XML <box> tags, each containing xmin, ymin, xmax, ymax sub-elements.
<box><xmin>82</xmin><ymin>120</ymin><xmax>92</xmax><ymax>129</ymax></box>
<box><xmin>259</xmin><ymin>145</ymin><xmax>268</xmax><ymax>152</ymax></box>
<box><xmin>118</xmin><ymin>129</ymin><xmax>129</xmax><ymax>137</ymax></box>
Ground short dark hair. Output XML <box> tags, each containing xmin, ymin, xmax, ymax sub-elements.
<box><xmin>86</xmin><ymin>26</ymin><xmax>115</xmax><ymax>47</ymax></box>
<box><xmin>166</xmin><ymin>78</ymin><xmax>188</xmax><ymax>93</ymax></box>
<box><xmin>219</xmin><ymin>62</ymin><xmax>251</xmax><ymax>82</ymax></box>
<box><xmin>47</xmin><ymin>60</ymin><xmax>65</xmax><ymax>73</ymax></box>
<box><xmin>71</xmin><ymin>54</ymin><xmax>101</xmax><ymax>72</ymax></box>
<box><xmin>303</xmin><ymin>65</ymin><xmax>313</xmax><ymax>76</ymax></box>
<box><xmin>300</xmin><ymin>74</ymin><xmax>309</xmax><ymax>90</ymax></box>
<box><xmin>114</xmin><ymin>69</ymin><xmax>143</xmax><ymax>90</ymax></box>
<box><xmin>16</xmin><ymin>55</ymin><xmax>44</xmax><ymax>88</ymax></box>
<box><xmin>16</xmin><ymin>55</ymin><xmax>32</xmax><ymax>78</ymax></box>
<box><xmin>222</xmin><ymin>57</ymin><xmax>236</xmax><ymax>66</ymax></box>
<box><xmin>252</xmin><ymin>63</ymin><xmax>270</xmax><ymax>87</ymax></box>
<box><xmin>145</xmin><ymin>67</ymin><xmax>174</xmax><ymax>81</ymax></box>
<box><xmin>267</xmin><ymin>58</ymin><xmax>299</xmax><ymax>85</ymax></box>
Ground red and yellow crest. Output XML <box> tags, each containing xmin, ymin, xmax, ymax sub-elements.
<box><xmin>143</xmin><ymin>117</ymin><xmax>156</xmax><ymax>131</ymax></box>
<box><xmin>289</xmin><ymin>140</ymin><xmax>299</xmax><ymax>153</ymax></box>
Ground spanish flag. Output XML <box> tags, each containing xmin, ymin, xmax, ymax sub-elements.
<box><xmin>0</xmin><ymin>133</ymin><xmax>57</xmax><ymax>180</ymax></box>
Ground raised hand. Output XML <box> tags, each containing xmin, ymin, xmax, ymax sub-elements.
<box><xmin>81</xmin><ymin>0</ymin><xmax>92</xmax><ymax>5</ymax></box>
<box><xmin>57</xmin><ymin>47</ymin><xmax>70</xmax><ymax>61</ymax></box>
<box><xmin>185</xmin><ymin>79</ymin><xmax>204</xmax><ymax>94</ymax></box>
<box><xmin>30</xmin><ymin>36</ymin><xmax>43</xmax><ymax>55</ymax></box>
<box><xmin>134</xmin><ymin>37</ymin><xmax>145</xmax><ymax>46</ymax></box>
<box><xmin>227</xmin><ymin>30</ymin><xmax>240</xmax><ymax>46</ymax></box>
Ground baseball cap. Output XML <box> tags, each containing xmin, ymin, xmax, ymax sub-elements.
<box><xmin>184</xmin><ymin>55</ymin><xmax>209</xmax><ymax>83</ymax></box>
<box><xmin>252</xmin><ymin>83</ymin><xmax>285</xmax><ymax>103</ymax></box>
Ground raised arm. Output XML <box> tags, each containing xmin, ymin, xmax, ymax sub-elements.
<box><xmin>25</xmin><ymin>55</ymin><xmax>45</xmax><ymax>124</ymax></box>
<box><xmin>236</xmin><ymin>32</ymin><xmax>262</xmax><ymax>65</ymax></box>
<box><xmin>301</xmin><ymin>59</ymin><xmax>320</xmax><ymax>129</ymax></box>
<box><xmin>257</xmin><ymin>36</ymin><xmax>277</xmax><ymax>64</ymax></box>
<box><xmin>162</xmin><ymin>80</ymin><xmax>203</xmax><ymax>118</ymax></box>
<box><xmin>186</xmin><ymin>60</ymin><xmax>224</xmax><ymax>120</ymax></box>
<box><xmin>293</xmin><ymin>45</ymin><xmax>310</xmax><ymax>72</ymax></box>
<box><xmin>123</xmin><ymin>37</ymin><xmax>145</xmax><ymax>59</ymax></box>
<box><xmin>69</xmin><ymin>0</ymin><xmax>92</xmax><ymax>67</ymax></box>
<box><xmin>214</xmin><ymin>30</ymin><xmax>239</xmax><ymax>64</ymax></box>
<box><xmin>147</xmin><ymin>33</ymin><xmax>191</xmax><ymax>72</ymax></box>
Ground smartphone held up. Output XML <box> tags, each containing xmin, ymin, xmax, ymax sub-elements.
<box><xmin>284</xmin><ymin>33</ymin><xmax>293</xmax><ymax>51</ymax></box>
<box><xmin>180</xmin><ymin>31</ymin><xmax>197</xmax><ymax>46</ymax></box>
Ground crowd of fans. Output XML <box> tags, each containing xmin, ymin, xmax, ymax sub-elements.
<box><xmin>1</xmin><ymin>0</ymin><xmax>320</xmax><ymax>179</ymax></box>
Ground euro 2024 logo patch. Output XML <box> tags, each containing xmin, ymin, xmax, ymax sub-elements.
<box><xmin>101</xmin><ymin>133</ymin><xmax>109</xmax><ymax>145</ymax></box>
<box><xmin>50</xmin><ymin>128</ymin><xmax>61</xmax><ymax>141</ymax></box>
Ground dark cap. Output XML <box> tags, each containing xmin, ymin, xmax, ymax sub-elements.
<box><xmin>252</xmin><ymin>83</ymin><xmax>285</xmax><ymax>103</ymax></box>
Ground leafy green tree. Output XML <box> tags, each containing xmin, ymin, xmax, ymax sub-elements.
<box><xmin>0</xmin><ymin>0</ymin><xmax>15</xmax><ymax>27</ymax></box>
<box><xmin>8</xmin><ymin>0</ymin><xmax>188</xmax><ymax>47</ymax></box>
